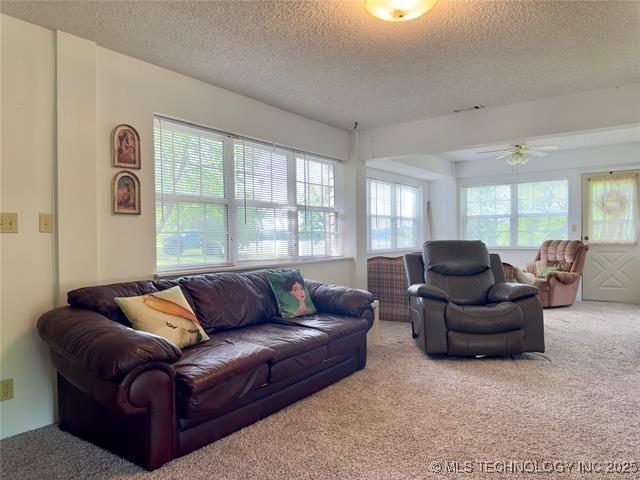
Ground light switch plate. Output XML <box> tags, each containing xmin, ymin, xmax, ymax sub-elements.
<box><xmin>0</xmin><ymin>378</ymin><xmax>13</xmax><ymax>401</ymax></box>
<box><xmin>571</xmin><ymin>224</ymin><xmax>577</xmax><ymax>233</ymax></box>
<box><xmin>0</xmin><ymin>212</ymin><xmax>18</xmax><ymax>233</ymax></box>
<box><xmin>39</xmin><ymin>213</ymin><xmax>53</xmax><ymax>233</ymax></box>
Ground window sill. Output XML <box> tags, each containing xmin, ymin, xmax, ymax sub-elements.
<box><xmin>367</xmin><ymin>248</ymin><xmax>420</xmax><ymax>257</ymax></box>
<box><xmin>486</xmin><ymin>246</ymin><xmax>540</xmax><ymax>251</ymax></box>
<box><xmin>155</xmin><ymin>256</ymin><xmax>354</xmax><ymax>279</ymax></box>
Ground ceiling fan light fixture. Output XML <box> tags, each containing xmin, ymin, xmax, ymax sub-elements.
<box><xmin>364</xmin><ymin>0</ymin><xmax>439</xmax><ymax>22</ymax></box>
<box><xmin>506</xmin><ymin>147</ymin><xmax>529</xmax><ymax>166</ymax></box>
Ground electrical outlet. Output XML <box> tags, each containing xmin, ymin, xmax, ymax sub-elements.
<box><xmin>0</xmin><ymin>378</ymin><xmax>14</xmax><ymax>401</ymax></box>
<box><xmin>0</xmin><ymin>212</ymin><xmax>18</xmax><ymax>233</ymax></box>
<box><xmin>39</xmin><ymin>213</ymin><xmax>53</xmax><ymax>233</ymax></box>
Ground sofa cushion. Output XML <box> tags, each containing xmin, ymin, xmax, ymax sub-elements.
<box><xmin>67</xmin><ymin>279</ymin><xmax>182</xmax><ymax>325</ymax></box>
<box><xmin>269</xmin><ymin>345</ymin><xmax>328</xmax><ymax>383</ymax></box>
<box><xmin>174</xmin><ymin>323</ymin><xmax>330</xmax><ymax>395</ymax></box>
<box><xmin>216</xmin><ymin>323</ymin><xmax>329</xmax><ymax>362</ymax></box>
<box><xmin>446</xmin><ymin>302</ymin><xmax>523</xmax><ymax>334</ymax></box>
<box><xmin>177</xmin><ymin>364</ymin><xmax>269</xmax><ymax>422</ymax></box>
<box><xmin>276</xmin><ymin>313</ymin><xmax>370</xmax><ymax>341</ymax></box>
<box><xmin>174</xmin><ymin>338</ymin><xmax>272</xmax><ymax>395</ymax></box>
<box><xmin>174</xmin><ymin>323</ymin><xmax>332</xmax><ymax>421</ymax></box>
<box><xmin>178</xmin><ymin>272</ymin><xmax>278</xmax><ymax>332</ymax></box>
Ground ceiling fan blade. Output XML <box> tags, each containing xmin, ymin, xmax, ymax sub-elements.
<box><xmin>477</xmin><ymin>149</ymin><xmax>509</xmax><ymax>155</ymax></box>
<box><xmin>527</xmin><ymin>151</ymin><xmax>548</xmax><ymax>157</ymax></box>
<box><xmin>530</xmin><ymin>145</ymin><xmax>558</xmax><ymax>151</ymax></box>
<box><xmin>496</xmin><ymin>152</ymin><xmax>512</xmax><ymax>160</ymax></box>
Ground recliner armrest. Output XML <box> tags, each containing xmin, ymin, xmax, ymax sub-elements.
<box><xmin>546</xmin><ymin>271</ymin><xmax>581</xmax><ymax>284</ymax></box>
<box><xmin>407</xmin><ymin>283</ymin><xmax>449</xmax><ymax>302</ymax></box>
<box><xmin>487</xmin><ymin>283</ymin><xmax>538</xmax><ymax>302</ymax></box>
<box><xmin>38</xmin><ymin>307</ymin><xmax>182</xmax><ymax>381</ymax></box>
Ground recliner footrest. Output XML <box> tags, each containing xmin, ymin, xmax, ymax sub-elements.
<box><xmin>447</xmin><ymin>330</ymin><xmax>524</xmax><ymax>356</ymax></box>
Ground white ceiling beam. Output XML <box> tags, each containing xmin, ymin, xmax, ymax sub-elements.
<box><xmin>367</xmin><ymin>154</ymin><xmax>453</xmax><ymax>179</ymax></box>
<box><xmin>358</xmin><ymin>83</ymin><xmax>640</xmax><ymax>161</ymax></box>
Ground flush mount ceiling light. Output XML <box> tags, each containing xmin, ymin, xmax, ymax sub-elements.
<box><xmin>364</xmin><ymin>0</ymin><xmax>439</xmax><ymax>22</ymax></box>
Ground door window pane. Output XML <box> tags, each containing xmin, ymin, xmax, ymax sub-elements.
<box><xmin>588</xmin><ymin>175</ymin><xmax>638</xmax><ymax>244</ymax></box>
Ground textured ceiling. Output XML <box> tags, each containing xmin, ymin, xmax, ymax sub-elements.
<box><xmin>2</xmin><ymin>1</ymin><xmax>639</xmax><ymax>129</ymax></box>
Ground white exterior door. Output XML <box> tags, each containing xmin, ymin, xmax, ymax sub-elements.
<box><xmin>581</xmin><ymin>171</ymin><xmax>640</xmax><ymax>303</ymax></box>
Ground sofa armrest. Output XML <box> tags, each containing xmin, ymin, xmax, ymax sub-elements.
<box><xmin>38</xmin><ymin>307</ymin><xmax>182</xmax><ymax>381</ymax></box>
<box><xmin>488</xmin><ymin>283</ymin><xmax>538</xmax><ymax>302</ymax></box>
<box><xmin>547</xmin><ymin>271</ymin><xmax>581</xmax><ymax>284</ymax></box>
<box><xmin>305</xmin><ymin>280</ymin><xmax>374</xmax><ymax>318</ymax></box>
<box><xmin>407</xmin><ymin>283</ymin><xmax>449</xmax><ymax>302</ymax></box>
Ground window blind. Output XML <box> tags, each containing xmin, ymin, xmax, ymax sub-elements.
<box><xmin>155</xmin><ymin>117</ymin><xmax>229</xmax><ymax>270</ymax></box>
<box><xmin>296</xmin><ymin>155</ymin><xmax>340</xmax><ymax>257</ymax></box>
<box><xmin>367</xmin><ymin>178</ymin><xmax>420</xmax><ymax>251</ymax></box>
<box><xmin>234</xmin><ymin>140</ymin><xmax>294</xmax><ymax>260</ymax></box>
<box><xmin>154</xmin><ymin>116</ymin><xmax>342</xmax><ymax>273</ymax></box>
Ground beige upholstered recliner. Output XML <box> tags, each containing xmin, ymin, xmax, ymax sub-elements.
<box><xmin>512</xmin><ymin>240</ymin><xmax>589</xmax><ymax>308</ymax></box>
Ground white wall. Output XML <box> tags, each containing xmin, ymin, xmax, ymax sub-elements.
<box><xmin>0</xmin><ymin>15</ymin><xmax>57</xmax><ymax>439</ymax></box>
<box><xmin>0</xmin><ymin>14</ymin><xmax>359</xmax><ymax>439</ymax></box>
<box><xmin>92</xmin><ymin>45</ymin><xmax>352</xmax><ymax>285</ymax></box>
<box><xmin>427</xmin><ymin>176</ymin><xmax>458</xmax><ymax>241</ymax></box>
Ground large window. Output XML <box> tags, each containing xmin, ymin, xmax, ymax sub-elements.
<box><xmin>367</xmin><ymin>178</ymin><xmax>421</xmax><ymax>251</ymax></box>
<box><xmin>155</xmin><ymin>117</ymin><xmax>340</xmax><ymax>272</ymax></box>
<box><xmin>462</xmin><ymin>179</ymin><xmax>569</xmax><ymax>247</ymax></box>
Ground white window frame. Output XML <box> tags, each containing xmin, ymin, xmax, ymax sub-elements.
<box><xmin>460</xmin><ymin>178</ymin><xmax>569</xmax><ymax>248</ymax></box>
<box><xmin>366</xmin><ymin>173</ymin><xmax>424</xmax><ymax>254</ymax></box>
<box><xmin>154</xmin><ymin>116</ymin><xmax>342</xmax><ymax>274</ymax></box>
<box><xmin>295</xmin><ymin>154</ymin><xmax>342</xmax><ymax>259</ymax></box>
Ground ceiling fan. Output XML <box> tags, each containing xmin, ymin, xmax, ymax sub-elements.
<box><xmin>478</xmin><ymin>144</ymin><xmax>558</xmax><ymax>166</ymax></box>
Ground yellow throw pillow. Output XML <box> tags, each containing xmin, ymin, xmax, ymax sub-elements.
<box><xmin>115</xmin><ymin>286</ymin><xmax>209</xmax><ymax>349</ymax></box>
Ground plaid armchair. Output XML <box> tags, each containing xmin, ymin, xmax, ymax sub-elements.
<box><xmin>367</xmin><ymin>256</ymin><xmax>410</xmax><ymax>322</ymax></box>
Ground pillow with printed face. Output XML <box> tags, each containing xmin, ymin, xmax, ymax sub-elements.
<box><xmin>266</xmin><ymin>269</ymin><xmax>317</xmax><ymax>318</ymax></box>
<box><xmin>115</xmin><ymin>286</ymin><xmax>209</xmax><ymax>349</ymax></box>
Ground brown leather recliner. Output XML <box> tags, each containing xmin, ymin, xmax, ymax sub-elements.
<box><xmin>512</xmin><ymin>240</ymin><xmax>588</xmax><ymax>308</ymax></box>
<box><xmin>404</xmin><ymin>241</ymin><xmax>544</xmax><ymax>356</ymax></box>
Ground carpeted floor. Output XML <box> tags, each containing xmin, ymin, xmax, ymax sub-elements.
<box><xmin>1</xmin><ymin>301</ymin><xmax>639</xmax><ymax>479</ymax></box>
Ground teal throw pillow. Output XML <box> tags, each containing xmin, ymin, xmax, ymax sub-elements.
<box><xmin>267</xmin><ymin>269</ymin><xmax>317</xmax><ymax>318</ymax></box>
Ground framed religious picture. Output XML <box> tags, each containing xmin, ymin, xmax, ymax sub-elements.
<box><xmin>112</xmin><ymin>124</ymin><xmax>141</xmax><ymax>169</ymax></box>
<box><xmin>113</xmin><ymin>171</ymin><xmax>141</xmax><ymax>215</ymax></box>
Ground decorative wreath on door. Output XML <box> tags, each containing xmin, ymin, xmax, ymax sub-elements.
<box><xmin>596</xmin><ymin>189</ymin><xmax>628</xmax><ymax>215</ymax></box>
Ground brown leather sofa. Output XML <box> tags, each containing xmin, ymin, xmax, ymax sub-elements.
<box><xmin>37</xmin><ymin>270</ymin><xmax>373</xmax><ymax>470</ymax></box>
<box><xmin>510</xmin><ymin>239</ymin><xmax>588</xmax><ymax>307</ymax></box>
<box><xmin>403</xmin><ymin>241</ymin><xmax>544</xmax><ymax>356</ymax></box>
